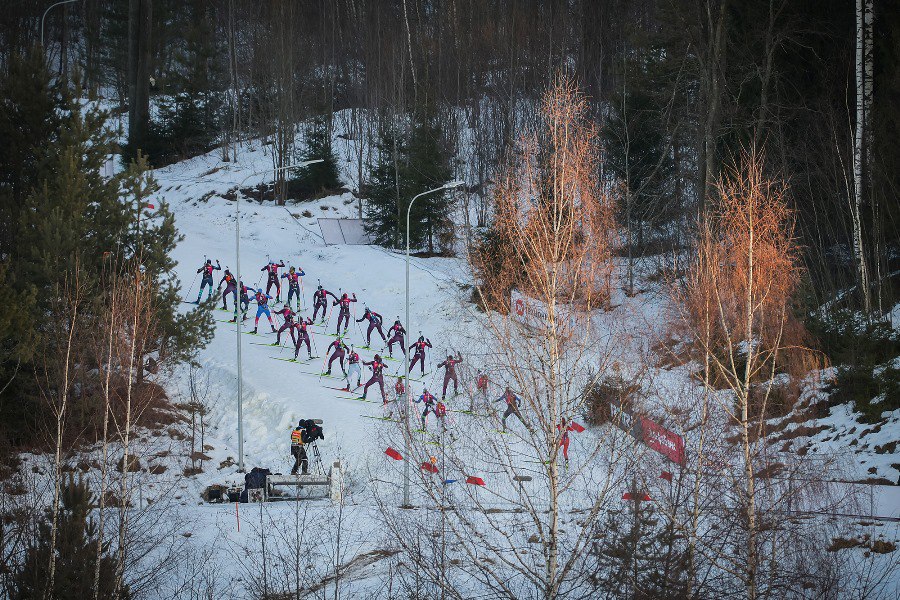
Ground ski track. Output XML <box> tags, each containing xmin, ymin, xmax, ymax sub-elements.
<box><xmin>65</xmin><ymin>126</ymin><xmax>897</xmax><ymax>597</ymax></box>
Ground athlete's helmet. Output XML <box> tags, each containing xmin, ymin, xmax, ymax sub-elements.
<box><xmin>317</xmin><ymin>284</ymin><xmax>323</xmax><ymax>291</ymax></box>
<box><xmin>290</xmin><ymin>266</ymin><xmax>295</xmax><ymax>273</ymax></box>
<box><xmin>418</xmin><ymin>335</ymin><xmax>425</xmax><ymax>342</ymax></box>
<box><xmin>206</xmin><ymin>259</ymin><xmax>211</xmax><ymax>265</ymax></box>
<box><xmin>395</xmin><ymin>319</ymin><xmax>401</xmax><ymax>326</ymax></box>
<box><xmin>374</xmin><ymin>354</ymin><xmax>381</xmax><ymax>361</ymax></box>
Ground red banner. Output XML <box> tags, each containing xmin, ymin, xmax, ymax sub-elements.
<box><xmin>465</xmin><ymin>476</ymin><xmax>486</xmax><ymax>486</ymax></box>
<box><xmin>609</xmin><ymin>401</ymin><xmax>686</xmax><ymax>466</ymax></box>
<box><xmin>640</xmin><ymin>417</ymin><xmax>686</xmax><ymax>465</ymax></box>
<box><xmin>384</xmin><ymin>447</ymin><xmax>403</xmax><ymax>460</ymax></box>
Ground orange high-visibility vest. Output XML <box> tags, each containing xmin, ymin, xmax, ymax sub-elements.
<box><xmin>291</xmin><ymin>429</ymin><xmax>303</xmax><ymax>445</ymax></box>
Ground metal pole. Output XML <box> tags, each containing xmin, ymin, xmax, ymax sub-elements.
<box><xmin>234</xmin><ymin>160</ymin><xmax>322</xmax><ymax>473</ymax></box>
<box><xmin>236</xmin><ymin>177</ymin><xmax>243</xmax><ymax>472</ymax></box>
<box><xmin>403</xmin><ymin>181</ymin><xmax>464</xmax><ymax>507</ymax></box>
<box><xmin>41</xmin><ymin>0</ymin><xmax>78</xmax><ymax>48</ymax></box>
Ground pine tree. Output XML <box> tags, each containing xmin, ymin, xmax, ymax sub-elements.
<box><xmin>364</xmin><ymin>125</ymin><xmax>407</xmax><ymax>249</ymax></box>
<box><xmin>364</xmin><ymin>114</ymin><xmax>453</xmax><ymax>252</ymax></box>
<box><xmin>146</xmin><ymin>0</ymin><xmax>225</xmax><ymax>165</ymax></box>
<box><xmin>0</xmin><ymin>51</ymin><xmax>213</xmax><ymax>452</ymax></box>
<box><xmin>406</xmin><ymin>113</ymin><xmax>454</xmax><ymax>254</ymax></box>
<box><xmin>9</xmin><ymin>475</ymin><xmax>125</xmax><ymax>599</ymax></box>
<box><xmin>288</xmin><ymin>114</ymin><xmax>342</xmax><ymax>200</ymax></box>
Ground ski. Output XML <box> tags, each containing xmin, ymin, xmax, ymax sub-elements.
<box><xmin>361</xmin><ymin>415</ymin><xmax>399</xmax><ymax>422</ymax></box>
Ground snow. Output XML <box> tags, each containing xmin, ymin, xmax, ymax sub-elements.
<box><xmin>5</xmin><ymin>118</ymin><xmax>898</xmax><ymax>596</ymax></box>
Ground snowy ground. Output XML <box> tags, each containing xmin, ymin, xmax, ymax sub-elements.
<box><xmin>133</xmin><ymin>138</ymin><xmax>897</xmax><ymax>596</ymax></box>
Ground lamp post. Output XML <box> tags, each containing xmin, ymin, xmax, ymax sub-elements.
<box><xmin>41</xmin><ymin>0</ymin><xmax>78</xmax><ymax>48</ymax></box>
<box><xmin>403</xmin><ymin>180</ymin><xmax>464</xmax><ymax>507</ymax></box>
<box><xmin>234</xmin><ymin>160</ymin><xmax>323</xmax><ymax>472</ymax></box>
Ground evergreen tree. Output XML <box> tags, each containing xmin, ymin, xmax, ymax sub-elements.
<box><xmin>145</xmin><ymin>0</ymin><xmax>225</xmax><ymax>165</ymax></box>
<box><xmin>592</xmin><ymin>484</ymin><xmax>689</xmax><ymax>598</ymax></box>
<box><xmin>288</xmin><ymin>113</ymin><xmax>342</xmax><ymax>200</ymax></box>
<box><xmin>8</xmin><ymin>475</ymin><xmax>125</xmax><ymax>599</ymax></box>
<box><xmin>406</xmin><ymin>113</ymin><xmax>454</xmax><ymax>254</ymax></box>
<box><xmin>364</xmin><ymin>114</ymin><xmax>453</xmax><ymax>252</ymax></box>
<box><xmin>0</xmin><ymin>52</ymin><xmax>213</xmax><ymax>453</ymax></box>
<box><xmin>364</xmin><ymin>125</ymin><xmax>406</xmax><ymax>248</ymax></box>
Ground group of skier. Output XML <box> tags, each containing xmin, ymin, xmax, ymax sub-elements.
<box><xmin>192</xmin><ymin>256</ymin><xmax>578</xmax><ymax>462</ymax></box>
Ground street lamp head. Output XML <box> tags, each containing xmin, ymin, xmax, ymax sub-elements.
<box><xmin>443</xmin><ymin>180</ymin><xmax>465</xmax><ymax>190</ymax></box>
<box><xmin>299</xmin><ymin>159</ymin><xmax>325</xmax><ymax>167</ymax></box>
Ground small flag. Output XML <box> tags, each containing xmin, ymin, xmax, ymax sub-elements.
<box><xmin>147</xmin><ymin>204</ymin><xmax>155</xmax><ymax>209</ymax></box>
<box><xmin>622</xmin><ymin>492</ymin><xmax>652</xmax><ymax>501</ymax></box>
<box><xmin>443</xmin><ymin>479</ymin><xmax>457</xmax><ymax>485</ymax></box>
<box><xmin>421</xmin><ymin>462</ymin><xmax>439</xmax><ymax>473</ymax></box>
<box><xmin>570</xmin><ymin>421</ymin><xmax>586</xmax><ymax>433</ymax></box>
<box><xmin>465</xmin><ymin>476</ymin><xmax>486</xmax><ymax>486</ymax></box>
<box><xmin>660</xmin><ymin>471</ymin><xmax>673</xmax><ymax>482</ymax></box>
<box><xmin>384</xmin><ymin>447</ymin><xmax>402</xmax><ymax>460</ymax></box>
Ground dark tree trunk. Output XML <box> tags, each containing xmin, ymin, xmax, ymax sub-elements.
<box><xmin>127</xmin><ymin>0</ymin><xmax>152</xmax><ymax>158</ymax></box>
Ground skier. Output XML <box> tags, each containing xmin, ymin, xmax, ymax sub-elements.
<box><xmin>291</xmin><ymin>317</ymin><xmax>315</xmax><ymax>360</ymax></box>
<box><xmin>496</xmin><ymin>387</ymin><xmax>525</xmax><ymax>432</ymax></box>
<box><xmin>219</xmin><ymin>268</ymin><xmax>237</xmax><ymax>310</ymax></box>
<box><xmin>558</xmin><ymin>418</ymin><xmax>577</xmax><ymax>467</ymax></box>
<box><xmin>332</xmin><ymin>292</ymin><xmax>357</xmax><ymax>335</ymax></box>
<box><xmin>261</xmin><ymin>259</ymin><xmax>286</xmax><ymax>302</ymax></box>
<box><xmin>311</xmin><ymin>284</ymin><xmax>337</xmax><ymax>323</ymax></box>
<box><xmin>356</xmin><ymin>307</ymin><xmax>386</xmax><ymax>347</ymax></box>
<box><xmin>250</xmin><ymin>289</ymin><xmax>276</xmax><ymax>334</ymax></box>
<box><xmin>324</xmin><ymin>337</ymin><xmax>348</xmax><ymax>376</ymax></box>
<box><xmin>435</xmin><ymin>400</ymin><xmax>448</xmax><ymax>431</ymax></box>
<box><xmin>195</xmin><ymin>259</ymin><xmax>221</xmax><ymax>302</ymax></box>
<box><xmin>437</xmin><ymin>354</ymin><xmax>463</xmax><ymax>400</ymax></box>
<box><xmin>274</xmin><ymin>305</ymin><xmax>297</xmax><ymax>346</ymax></box>
<box><xmin>290</xmin><ymin>423</ymin><xmax>308</xmax><ymax>475</ymax></box>
<box><xmin>393</xmin><ymin>376</ymin><xmax>406</xmax><ymax>405</ymax></box>
<box><xmin>418</xmin><ymin>388</ymin><xmax>437</xmax><ymax>430</ymax></box>
<box><xmin>281</xmin><ymin>266</ymin><xmax>305</xmax><ymax>310</ymax></box>
<box><xmin>228</xmin><ymin>281</ymin><xmax>252</xmax><ymax>322</ymax></box>
<box><xmin>343</xmin><ymin>346</ymin><xmax>362</xmax><ymax>391</ymax></box>
<box><xmin>361</xmin><ymin>354</ymin><xmax>387</xmax><ymax>402</ymax></box>
<box><xmin>474</xmin><ymin>371</ymin><xmax>490</xmax><ymax>412</ymax></box>
<box><xmin>386</xmin><ymin>319</ymin><xmax>406</xmax><ymax>357</ymax></box>
<box><xmin>408</xmin><ymin>335</ymin><xmax>433</xmax><ymax>376</ymax></box>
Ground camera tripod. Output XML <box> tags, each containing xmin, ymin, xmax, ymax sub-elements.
<box><xmin>308</xmin><ymin>442</ymin><xmax>325</xmax><ymax>475</ymax></box>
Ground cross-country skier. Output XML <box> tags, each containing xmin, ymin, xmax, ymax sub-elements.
<box><xmin>418</xmin><ymin>388</ymin><xmax>437</xmax><ymax>429</ymax></box>
<box><xmin>250</xmin><ymin>289</ymin><xmax>276</xmax><ymax>334</ymax></box>
<box><xmin>435</xmin><ymin>400</ymin><xmax>448</xmax><ymax>430</ymax></box>
<box><xmin>195</xmin><ymin>259</ymin><xmax>221</xmax><ymax>302</ymax></box>
<box><xmin>408</xmin><ymin>335</ymin><xmax>432</xmax><ymax>376</ymax></box>
<box><xmin>558</xmin><ymin>418</ymin><xmax>577</xmax><ymax>467</ymax></box>
<box><xmin>291</xmin><ymin>317</ymin><xmax>315</xmax><ymax>360</ymax></box>
<box><xmin>281</xmin><ymin>266</ymin><xmax>305</xmax><ymax>310</ymax></box>
<box><xmin>219</xmin><ymin>269</ymin><xmax>237</xmax><ymax>310</ymax></box>
<box><xmin>473</xmin><ymin>371</ymin><xmax>490</xmax><ymax>412</ymax></box>
<box><xmin>312</xmin><ymin>284</ymin><xmax>337</xmax><ymax>323</ymax></box>
<box><xmin>274</xmin><ymin>305</ymin><xmax>297</xmax><ymax>346</ymax></box>
<box><xmin>343</xmin><ymin>347</ymin><xmax>362</xmax><ymax>391</ymax></box>
<box><xmin>332</xmin><ymin>292</ymin><xmax>357</xmax><ymax>335</ymax></box>
<box><xmin>228</xmin><ymin>280</ymin><xmax>252</xmax><ymax>322</ymax></box>
<box><xmin>356</xmin><ymin>307</ymin><xmax>386</xmax><ymax>347</ymax></box>
<box><xmin>386</xmin><ymin>319</ymin><xmax>406</xmax><ymax>357</ymax></box>
<box><xmin>437</xmin><ymin>354</ymin><xmax>463</xmax><ymax>400</ymax></box>
<box><xmin>393</xmin><ymin>376</ymin><xmax>405</xmax><ymax>405</ymax></box>
<box><xmin>361</xmin><ymin>354</ymin><xmax>387</xmax><ymax>402</ymax></box>
<box><xmin>324</xmin><ymin>337</ymin><xmax>348</xmax><ymax>376</ymax></box>
<box><xmin>496</xmin><ymin>387</ymin><xmax>525</xmax><ymax>432</ymax></box>
<box><xmin>261</xmin><ymin>260</ymin><xmax>285</xmax><ymax>301</ymax></box>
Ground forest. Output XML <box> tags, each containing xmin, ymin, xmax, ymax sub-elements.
<box><xmin>0</xmin><ymin>1</ymin><xmax>897</xmax><ymax>598</ymax></box>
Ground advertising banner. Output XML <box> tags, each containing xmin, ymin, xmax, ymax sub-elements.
<box><xmin>609</xmin><ymin>400</ymin><xmax>686</xmax><ymax>465</ymax></box>
<box><xmin>510</xmin><ymin>289</ymin><xmax>579</xmax><ymax>332</ymax></box>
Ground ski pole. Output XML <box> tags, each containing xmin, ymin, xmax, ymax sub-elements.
<box><xmin>184</xmin><ymin>271</ymin><xmax>199</xmax><ymax>301</ymax></box>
